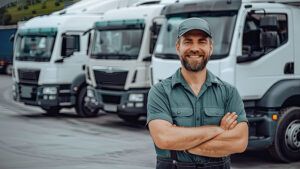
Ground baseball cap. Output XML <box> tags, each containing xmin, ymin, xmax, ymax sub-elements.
<box><xmin>177</xmin><ymin>17</ymin><xmax>212</xmax><ymax>38</ymax></box>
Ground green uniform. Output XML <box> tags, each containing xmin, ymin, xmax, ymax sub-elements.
<box><xmin>147</xmin><ymin>68</ymin><xmax>248</xmax><ymax>163</ymax></box>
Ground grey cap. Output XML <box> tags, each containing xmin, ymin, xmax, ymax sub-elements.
<box><xmin>177</xmin><ymin>18</ymin><xmax>212</xmax><ymax>38</ymax></box>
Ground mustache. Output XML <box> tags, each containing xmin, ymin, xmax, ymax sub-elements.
<box><xmin>185</xmin><ymin>51</ymin><xmax>205</xmax><ymax>57</ymax></box>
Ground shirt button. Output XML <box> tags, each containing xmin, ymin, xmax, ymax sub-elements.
<box><xmin>196</xmin><ymin>117</ymin><xmax>200</xmax><ymax>121</ymax></box>
<box><xmin>177</xmin><ymin>111</ymin><xmax>181</xmax><ymax>115</ymax></box>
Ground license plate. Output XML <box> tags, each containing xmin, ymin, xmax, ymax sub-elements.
<box><xmin>103</xmin><ymin>104</ymin><xmax>117</xmax><ymax>112</ymax></box>
<box><xmin>21</xmin><ymin>86</ymin><xmax>32</xmax><ymax>98</ymax></box>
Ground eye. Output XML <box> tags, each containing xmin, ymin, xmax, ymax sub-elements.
<box><xmin>183</xmin><ymin>41</ymin><xmax>191</xmax><ymax>45</ymax></box>
<box><xmin>199</xmin><ymin>40</ymin><xmax>207</xmax><ymax>44</ymax></box>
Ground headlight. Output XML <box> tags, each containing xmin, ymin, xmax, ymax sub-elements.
<box><xmin>128</xmin><ymin>94</ymin><xmax>144</xmax><ymax>102</ymax></box>
<box><xmin>42</xmin><ymin>87</ymin><xmax>57</xmax><ymax>95</ymax></box>
<box><xmin>87</xmin><ymin>89</ymin><xmax>94</xmax><ymax>97</ymax></box>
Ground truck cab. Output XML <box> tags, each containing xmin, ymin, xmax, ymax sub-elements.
<box><xmin>151</xmin><ymin>0</ymin><xmax>300</xmax><ymax>162</ymax></box>
<box><xmin>85</xmin><ymin>2</ymin><xmax>165</xmax><ymax>122</ymax></box>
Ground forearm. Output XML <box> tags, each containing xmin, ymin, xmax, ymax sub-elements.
<box><xmin>188</xmin><ymin>122</ymin><xmax>248</xmax><ymax>157</ymax></box>
<box><xmin>149</xmin><ymin>120</ymin><xmax>224</xmax><ymax>150</ymax></box>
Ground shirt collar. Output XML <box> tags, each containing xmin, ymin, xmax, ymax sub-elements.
<box><xmin>171</xmin><ymin>68</ymin><xmax>221</xmax><ymax>88</ymax></box>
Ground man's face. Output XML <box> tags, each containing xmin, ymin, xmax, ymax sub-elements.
<box><xmin>176</xmin><ymin>30</ymin><xmax>213</xmax><ymax>72</ymax></box>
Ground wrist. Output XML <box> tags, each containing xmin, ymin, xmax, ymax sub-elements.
<box><xmin>216</xmin><ymin>126</ymin><xmax>225</xmax><ymax>134</ymax></box>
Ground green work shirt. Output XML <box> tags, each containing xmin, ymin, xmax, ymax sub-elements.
<box><xmin>147</xmin><ymin>68</ymin><xmax>248</xmax><ymax>163</ymax></box>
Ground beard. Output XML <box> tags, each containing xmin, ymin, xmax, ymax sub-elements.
<box><xmin>180</xmin><ymin>50</ymin><xmax>209</xmax><ymax>72</ymax></box>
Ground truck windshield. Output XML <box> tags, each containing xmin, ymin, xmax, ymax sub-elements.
<box><xmin>91</xmin><ymin>29</ymin><xmax>143</xmax><ymax>60</ymax></box>
<box><xmin>154</xmin><ymin>11</ymin><xmax>237</xmax><ymax>60</ymax></box>
<box><xmin>15</xmin><ymin>35</ymin><xmax>55</xmax><ymax>62</ymax></box>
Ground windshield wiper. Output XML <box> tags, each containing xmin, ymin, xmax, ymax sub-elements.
<box><xmin>91</xmin><ymin>53</ymin><xmax>137</xmax><ymax>60</ymax></box>
<box><xmin>154</xmin><ymin>53</ymin><xmax>179</xmax><ymax>60</ymax></box>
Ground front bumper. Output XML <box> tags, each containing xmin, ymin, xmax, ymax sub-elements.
<box><xmin>86</xmin><ymin>86</ymin><xmax>149</xmax><ymax>117</ymax></box>
<box><xmin>246</xmin><ymin>109</ymin><xmax>278</xmax><ymax>150</ymax></box>
<box><xmin>13</xmin><ymin>83</ymin><xmax>76</xmax><ymax>108</ymax></box>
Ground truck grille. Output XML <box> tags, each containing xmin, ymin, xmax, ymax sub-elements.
<box><xmin>18</xmin><ymin>69</ymin><xmax>40</xmax><ymax>84</ymax></box>
<box><xmin>93</xmin><ymin>70</ymin><xmax>128</xmax><ymax>89</ymax></box>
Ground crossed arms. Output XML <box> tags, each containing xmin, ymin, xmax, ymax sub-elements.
<box><xmin>148</xmin><ymin>112</ymin><xmax>249</xmax><ymax>157</ymax></box>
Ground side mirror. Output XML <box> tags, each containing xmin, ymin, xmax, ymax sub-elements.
<box><xmin>61</xmin><ymin>35</ymin><xmax>77</xmax><ymax>58</ymax></box>
<box><xmin>150</xmin><ymin>16</ymin><xmax>165</xmax><ymax>54</ymax></box>
<box><xmin>86</xmin><ymin>32</ymin><xmax>91</xmax><ymax>55</ymax></box>
<box><xmin>142</xmin><ymin>55</ymin><xmax>152</xmax><ymax>62</ymax></box>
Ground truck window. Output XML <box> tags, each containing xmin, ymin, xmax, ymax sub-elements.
<box><xmin>61</xmin><ymin>35</ymin><xmax>80</xmax><ymax>57</ymax></box>
<box><xmin>91</xmin><ymin>29</ymin><xmax>144</xmax><ymax>60</ymax></box>
<box><xmin>15</xmin><ymin>35</ymin><xmax>56</xmax><ymax>62</ymax></box>
<box><xmin>242</xmin><ymin>13</ymin><xmax>288</xmax><ymax>58</ymax></box>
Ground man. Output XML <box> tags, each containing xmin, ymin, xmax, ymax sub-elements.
<box><xmin>147</xmin><ymin>18</ymin><xmax>248</xmax><ymax>169</ymax></box>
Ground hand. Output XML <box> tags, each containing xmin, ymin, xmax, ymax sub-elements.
<box><xmin>220</xmin><ymin>112</ymin><xmax>238</xmax><ymax>130</ymax></box>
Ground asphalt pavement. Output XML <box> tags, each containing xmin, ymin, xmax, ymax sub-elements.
<box><xmin>0</xmin><ymin>74</ymin><xmax>299</xmax><ymax>169</ymax></box>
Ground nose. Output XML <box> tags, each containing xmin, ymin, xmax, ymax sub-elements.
<box><xmin>190</xmin><ymin>43</ymin><xmax>200</xmax><ymax>54</ymax></box>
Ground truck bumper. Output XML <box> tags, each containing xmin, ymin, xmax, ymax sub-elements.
<box><xmin>246</xmin><ymin>109</ymin><xmax>278</xmax><ymax>150</ymax></box>
<box><xmin>86</xmin><ymin>86</ymin><xmax>149</xmax><ymax>117</ymax></box>
<box><xmin>13</xmin><ymin>83</ymin><xmax>76</xmax><ymax>108</ymax></box>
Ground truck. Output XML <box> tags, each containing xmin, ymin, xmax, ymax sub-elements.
<box><xmin>0</xmin><ymin>25</ymin><xmax>16</xmax><ymax>75</ymax></box>
<box><xmin>150</xmin><ymin>0</ymin><xmax>300</xmax><ymax>162</ymax></box>
<box><xmin>85</xmin><ymin>1</ymin><xmax>169</xmax><ymax>122</ymax></box>
<box><xmin>12</xmin><ymin>0</ymin><xmax>141</xmax><ymax>117</ymax></box>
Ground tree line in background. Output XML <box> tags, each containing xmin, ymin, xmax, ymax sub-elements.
<box><xmin>0</xmin><ymin>0</ymin><xmax>78</xmax><ymax>25</ymax></box>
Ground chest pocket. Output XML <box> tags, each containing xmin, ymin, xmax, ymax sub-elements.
<box><xmin>171</xmin><ymin>107</ymin><xmax>194</xmax><ymax>127</ymax></box>
<box><xmin>203</xmin><ymin>107</ymin><xmax>225</xmax><ymax>125</ymax></box>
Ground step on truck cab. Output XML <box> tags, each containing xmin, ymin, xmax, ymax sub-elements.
<box><xmin>151</xmin><ymin>0</ymin><xmax>300</xmax><ymax>162</ymax></box>
<box><xmin>12</xmin><ymin>0</ymin><xmax>140</xmax><ymax>117</ymax></box>
<box><xmin>85</xmin><ymin>1</ymin><xmax>166</xmax><ymax>122</ymax></box>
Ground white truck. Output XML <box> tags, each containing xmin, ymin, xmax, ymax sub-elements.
<box><xmin>85</xmin><ymin>1</ymin><xmax>168</xmax><ymax>122</ymax></box>
<box><xmin>12</xmin><ymin>0</ymin><xmax>141</xmax><ymax>117</ymax></box>
<box><xmin>151</xmin><ymin>0</ymin><xmax>300</xmax><ymax>162</ymax></box>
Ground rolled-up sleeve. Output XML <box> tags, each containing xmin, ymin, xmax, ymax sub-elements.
<box><xmin>225</xmin><ymin>87</ymin><xmax>248</xmax><ymax>123</ymax></box>
<box><xmin>147</xmin><ymin>83</ymin><xmax>173</xmax><ymax>125</ymax></box>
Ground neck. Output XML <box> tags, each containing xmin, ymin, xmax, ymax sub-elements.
<box><xmin>181</xmin><ymin>67</ymin><xmax>207</xmax><ymax>86</ymax></box>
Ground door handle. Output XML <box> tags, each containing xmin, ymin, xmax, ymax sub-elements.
<box><xmin>284</xmin><ymin>62</ymin><xmax>294</xmax><ymax>74</ymax></box>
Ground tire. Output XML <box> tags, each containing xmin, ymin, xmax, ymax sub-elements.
<box><xmin>75</xmin><ymin>86</ymin><xmax>98</xmax><ymax>117</ymax></box>
<box><xmin>118</xmin><ymin>114</ymin><xmax>139</xmax><ymax>123</ymax></box>
<box><xmin>268</xmin><ymin>107</ymin><xmax>300</xmax><ymax>162</ymax></box>
<box><xmin>5</xmin><ymin>64</ymin><xmax>13</xmax><ymax>75</ymax></box>
<box><xmin>42</xmin><ymin>106</ymin><xmax>60</xmax><ymax>115</ymax></box>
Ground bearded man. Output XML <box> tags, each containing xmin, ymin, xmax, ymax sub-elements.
<box><xmin>147</xmin><ymin>18</ymin><xmax>249</xmax><ymax>169</ymax></box>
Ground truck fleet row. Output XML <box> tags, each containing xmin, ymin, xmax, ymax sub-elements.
<box><xmin>11</xmin><ymin>0</ymin><xmax>300</xmax><ymax>163</ymax></box>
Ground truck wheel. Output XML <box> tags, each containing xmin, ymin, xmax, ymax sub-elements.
<box><xmin>5</xmin><ymin>64</ymin><xmax>12</xmax><ymax>75</ymax></box>
<box><xmin>75</xmin><ymin>86</ymin><xmax>98</xmax><ymax>117</ymax></box>
<box><xmin>42</xmin><ymin>106</ymin><xmax>60</xmax><ymax>115</ymax></box>
<box><xmin>268</xmin><ymin>107</ymin><xmax>300</xmax><ymax>162</ymax></box>
<box><xmin>118</xmin><ymin>114</ymin><xmax>139</xmax><ymax>123</ymax></box>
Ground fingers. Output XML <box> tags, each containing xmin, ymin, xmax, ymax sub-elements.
<box><xmin>222</xmin><ymin>112</ymin><xmax>231</xmax><ymax>121</ymax></box>
<box><xmin>220</xmin><ymin>112</ymin><xmax>238</xmax><ymax>130</ymax></box>
<box><xmin>229</xmin><ymin>120</ymin><xmax>238</xmax><ymax>130</ymax></box>
<box><xmin>225</xmin><ymin>112</ymin><xmax>237</xmax><ymax>129</ymax></box>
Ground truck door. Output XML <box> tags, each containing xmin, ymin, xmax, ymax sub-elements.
<box><xmin>236</xmin><ymin>7</ymin><xmax>293</xmax><ymax>100</ymax></box>
<box><xmin>58</xmin><ymin>32</ymin><xmax>87</xmax><ymax>83</ymax></box>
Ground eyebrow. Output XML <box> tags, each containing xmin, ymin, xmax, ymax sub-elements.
<box><xmin>182</xmin><ymin>37</ymin><xmax>208</xmax><ymax>41</ymax></box>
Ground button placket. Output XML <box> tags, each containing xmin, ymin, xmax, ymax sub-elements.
<box><xmin>195</xmin><ymin>100</ymin><xmax>201</xmax><ymax>126</ymax></box>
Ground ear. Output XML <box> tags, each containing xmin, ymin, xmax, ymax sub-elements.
<box><xmin>209</xmin><ymin>41</ymin><xmax>213</xmax><ymax>56</ymax></box>
<box><xmin>175</xmin><ymin>39</ymin><xmax>180</xmax><ymax>55</ymax></box>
